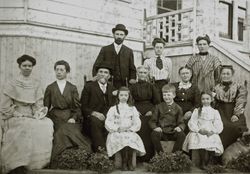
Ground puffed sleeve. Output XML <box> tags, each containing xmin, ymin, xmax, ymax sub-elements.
<box><xmin>186</xmin><ymin>55</ymin><xmax>195</xmax><ymax>68</ymax></box>
<box><xmin>166</xmin><ymin>58</ymin><xmax>172</xmax><ymax>81</ymax></box>
<box><xmin>188</xmin><ymin>108</ymin><xmax>200</xmax><ymax>132</ymax></box>
<box><xmin>211</xmin><ymin>110</ymin><xmax>223</xmax><ymax>134</ymax></box>
<box><xmin>213</xmin><ymin>56</ymin><xmax>221</xmax><ymax>85</ymax></box>
<box><xmin>143</xmin><ymin>58</ymin><xmax>150</xmax><ymax>68</ymax></box>
<box><xmin>234</xmin><ymin>84</ymin><xmax>248</xmax><ymax>117</ymax></box>
<box><xmin>0</xmin><ymin>93</ymin><xmax>22</xmax><ymax>119</ymax></box>
<box><xmin>129</xmin><ymin>106</ymin><xmax>141</xmax><ymax>132</ymax></box>
<box><xmin>105</xmin><ymin>106</ymin><xmax>119</xmax><ymax>133</ymax></box>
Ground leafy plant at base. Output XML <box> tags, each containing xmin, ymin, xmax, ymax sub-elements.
<box><xmin>88</xmin><ymin>147</ymin><xmax>115</xmax><ymax>173</ymax></box>
<box><xmin>205</xmin><ymin>164</ymin><xmax>227</xmax><ymax>174</ymax></box>
<box><xmin>50</xmin><ymin>147</ymin><xmax>90</xmax><ymax>170</ymax></box>
<box><xmin>227</xmin><ymin>150</ymin><xmax>250</xmax><ymax>172</ymax></box>
<box><xmin>147</xmin><ymin>151</ymin><xmax>192</xmax><ymax>173</ymax></box>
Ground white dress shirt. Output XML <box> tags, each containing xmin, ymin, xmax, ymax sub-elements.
<box><xmin>56</xmin><ymin>79</ymin><xmax>66</xmax><ymax>94</ymax></box>
<box><xmin>143</xmin><ymin>55</ymin><xmax>172</xmax><ymax>81</ymax></box>
<box><xmin>98</xmin><ymin>82</ymin><xmax>107</xmax><ymax>93</ymax></box>
<box><xmin>114</xmin><ymin>42</ymin><xmax>122</xmax><ymax>54</ymax></box>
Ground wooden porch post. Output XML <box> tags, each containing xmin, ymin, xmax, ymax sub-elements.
<box><xmin>243</xmin><ymin>1</ymin><xmax>250</xmax><ymax>52</ymax></box>
<box><xmin>192</xmin><ymin>0</ymin><xmax>197</xmax><ymax>55</ymax></box>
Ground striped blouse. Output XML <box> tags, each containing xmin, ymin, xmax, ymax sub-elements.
<box><xmin>143</xmin><ymin>55</ymin><xmax>172</xmax><ymax>81</ymax></box>
<box><xmin>186</xmin><ymin>53</ymin><xmax>221</xmax><ymax>92</ymax></box>
<box><xmin>214</xmin><ymin>82</ymin><xmax>247</xmax><ymax>117</ymax></box>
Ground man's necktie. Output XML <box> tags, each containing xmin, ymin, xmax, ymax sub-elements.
<box><xmin>101</xmin><ymin>85</ymin><xmax>106</xmax><ymax>93</ymax></box>
<box><xmin>156</xmin><ymin>56</ymin><xmax>163</xmax><ymax>70</ymax></box>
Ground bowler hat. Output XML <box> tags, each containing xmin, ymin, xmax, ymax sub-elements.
<box><xmin>112</xmin><ymin>24</ymin><xmax>128</xmax><ymax>35</ymax></box>
<box><xmin>17</xmin><ymin>54</ymin><xmax>36</xmax><ymax>66</ymax></box>
<box><xmin>95</xmin><ymin>62</ymin><xmax>113</xmax><ymax>74</ymax></box>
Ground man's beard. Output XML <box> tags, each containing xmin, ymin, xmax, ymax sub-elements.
<box><xmin>115</xmin><ymin>38</ymin><xmax>124</xmax><ymax>45</ymax></box>
<box><xmin>98</xmin><ymin>77</ymin><xmax>107</xmax><ymax>84</ymax></box>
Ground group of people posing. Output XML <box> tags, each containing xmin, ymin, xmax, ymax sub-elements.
<box><xmin>0</xmin><ymin>24</ymin><xmax>248</xmax><ymax>174</ymax></box>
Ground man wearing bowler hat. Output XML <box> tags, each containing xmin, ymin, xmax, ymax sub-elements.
<box><xmin>92</xmin><ymin>24</ymin><xmax>136</xmax><ymax>89</ymax></box>
<box><xmin>81</xmin><ymin>62</ymin><xmax>115</xmax><ymax>152</ymax></box>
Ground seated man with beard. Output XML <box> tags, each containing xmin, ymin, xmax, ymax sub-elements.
<box><xmin>81</xmin><ymin>62</ymin><xmax>115</xmax><ymax>152</ymax></box>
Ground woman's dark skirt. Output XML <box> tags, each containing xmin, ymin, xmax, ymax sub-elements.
<box><xmin>216</xmin><ymin>102</ymin><xmax>248</xmax><ymax>149</ymax></box>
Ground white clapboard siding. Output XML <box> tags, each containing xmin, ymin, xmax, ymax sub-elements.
<box><xmin>50</xmin><ymin>0</ymin><xmax>142</xmax><ymax>14</ymax></box>
<box><xmin>27</xmin><ymin>9</ymin><xmax>141</xmax><ymax>39</ymax></box>
<box><xmin>0</xmin><ymin>8</ymin><xmax>25</xmax><ymax>21</ymax></box>
<box><xmin>28</xmin><ymin>0</ymin><xmax>143</xmax><ymax>21</ymax></box>
<box><xmin>0</xmin><ymin>0</ymin><xmax>23</xmax><ymax>7</ymax></box>
<box><xmin>26</xmin><ymin>0</ymin><xmax>143</xmax><ymax>39</ymax></box>
<box><xmin>0</xmin><ymin>36</ymin><xmax>142</xmax><ymax>95</ymax></box>
<box><xmin>0</xmin><ymin>0</ymin><xmax>144</xmax><ymax>40</ymax></box>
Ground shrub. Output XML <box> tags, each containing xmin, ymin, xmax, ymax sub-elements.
<box><xmin>147</xmin><ymin>151</ymin><xmax>192</xmax><ymax>173</ymax></box>
<box><xmin>205</xmin><ymin>164</ymin><xmax>227</xmax><ymax>174</ymax></box>
<box><xmin>50</xmin><ymin>147</ymin><xmax>90</xmax><ymax>170</ymax></box>
<box><xmin>227</xmin><ymin>151</ymin><xmax>250</xmax><ymax>172</ymax></box>
<box><xmin>88</xmin><ymin>147</ymin><xmax>115</xmax><ymax>173</ymax></box>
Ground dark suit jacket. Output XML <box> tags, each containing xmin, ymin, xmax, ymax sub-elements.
<box><xmin>92</xmin><ymin>43</ymin><xmax>136</xmax><ymax>81</ymax></box>
<box><xmin>149</xmin><ymin>102</ymin><xmax>185</xmax><ymax>134</ymax></box>
<box><xmin>80</xmin><ymin>81</ymin><xmax>115</xmax><ymax>119</ymax></box>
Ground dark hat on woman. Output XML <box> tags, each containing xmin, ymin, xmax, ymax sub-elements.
<box><xmin>196</xmin><ymin>34</ymin><xmax>211</xmax><ymax>45</ymax></box>
<box><xmin>152</xmin><ymin>37</ymin><xmax>166</xmax><ymax>47</ymax></box>
<box><xmin>95</xmin><ymin>62</ymin><xmax>113</xmax><ymax>74</ymax></box>
<box><xmin>112</xmin><ymin>24</ymin><xmax>128</xmax><ymax>35</ymax></box>
<box><xmin>17</xmin><ymin>54</ymin><xmax>36</xmax><ymax>66</ymax></box>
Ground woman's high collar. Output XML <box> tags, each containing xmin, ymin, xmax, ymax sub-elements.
<box><xmin>199</xmin><ymin>52</ymin><xmax>209</xmax><ymax>56</ymax></box>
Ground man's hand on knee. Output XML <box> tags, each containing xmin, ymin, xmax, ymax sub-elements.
<box><xmin>154</xmin><ymin>127</ymin><xmax>162</xmax><ymax>132</ymax></box>
<box><xmin>91</xmin><ymin>111</ymin><xmax>105</xmax><ymax>121</ymax></box>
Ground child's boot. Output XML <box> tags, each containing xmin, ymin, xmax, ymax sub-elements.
<box><xmin>199</xmin><ymin>149</ymin><xmax>206</xmax><ymax>170</ymax></box>
<box><xmin>127</xmin><ymin>147</ymin><xmax>135</xmax><ymax>171</ymax></box>
<box><xmin>121</xmin><ymin>147</ymin><xmax>128</xmax><ymax>171</ymax></box>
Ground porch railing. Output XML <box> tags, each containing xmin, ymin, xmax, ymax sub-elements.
<box><xmin>143</xmin><ymin>7</ymin><xmax>195</xmax><ymax>47</ymax></box>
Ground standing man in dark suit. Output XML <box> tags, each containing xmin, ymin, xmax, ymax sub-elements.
<box><xmin>81</xmin><ymin>62</ymin><xmax>115</xmax><ymax>152</ymax></box>
<box><xmin>92</xmin><ymin>24</ymin><xmax>137</xmax><ymax>89</ymax></box>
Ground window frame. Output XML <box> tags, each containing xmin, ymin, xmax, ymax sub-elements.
<box><xmin>157</xmin><ymin>0</ymin><xmax>182</xmax><ymax>14</ymax></box>
<box><xmin>218</xmin><ymin>1</ymin><xmax>233</xmax><ymax>39</ymax></box>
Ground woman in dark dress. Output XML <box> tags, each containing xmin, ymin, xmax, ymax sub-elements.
<box><xmin>214</xmin><ymin>65</ymin><xmax>248</xmax><ymax>149</ymax></box>
<box><xmin>44</xmin><ymin>60</ymin><xmax>91</xmax><ymax>162</ymax></box>
<box><xmin>130</xmin><ymin>65</ymin><xmax>161</xmax><ymax>162</ymax></box>
<box><xmin>172</xmin><ymin>66</ymin><xmax>200</xmax><ymax>133</ymax></box>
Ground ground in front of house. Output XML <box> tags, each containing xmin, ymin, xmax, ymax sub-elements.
<box><xmin>28</xmin><ymin>163</ymin><xmax>241</xmax><ymax>174</ymax></box>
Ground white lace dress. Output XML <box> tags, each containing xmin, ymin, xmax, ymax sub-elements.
<box><xmin>182</xmin><ymin>106</ymin><xmax>224</xmax><ymax>155</ymax></box>
<box><xmin>0</xmin><ymin>75</ymin><xmax>54</xmax><ymax>174</ymax></box>
<box><xmin>105</xmin><ymin>104</ymin><xmax>146</xmax><ymax>157</ymax></box>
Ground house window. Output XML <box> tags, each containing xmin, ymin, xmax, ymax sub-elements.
<box><xmin>157</xmin><ymin>0</ymin><xmax>182</xmax><ymax>14</ymax></box>
<box><xmin>238</xmin><ymin>18</ymin><xmax>244</xmax><ymax>41</ymax></box>
<box><xmin>219</xmin><ymin>1</ymin><xmax>233</xmax><ymax>39</ymax></box>
<box><xmin>238</xmin><ymin>7</ymin><xmax>246</xmax><ymax>41</ymax></box>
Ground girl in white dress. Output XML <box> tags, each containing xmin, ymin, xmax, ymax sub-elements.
<box><xmin>105</xmin><ymin>87</ymin><xmax>146</xmax><ymax>171</ymax></box>
<box><xmin>182</xmin><ymin>91</ymin><xmax>223</xmax><ymax>169</ymax></box>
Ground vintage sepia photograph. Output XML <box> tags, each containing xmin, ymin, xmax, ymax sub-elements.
<box><xmin>0</xmin><ymin>0</ymin><xmax>249</xmax><ymax>173</ymax></box>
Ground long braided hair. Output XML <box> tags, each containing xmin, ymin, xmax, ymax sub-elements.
<box><xmin>115</xmin><ymin>86</ymin><xmax>134</xmax><ymax>114</ymax></box>
<box><xmin>198</xmin><ymin>91</ymin><xmax>214</xmax><ymax>117</ymax></box>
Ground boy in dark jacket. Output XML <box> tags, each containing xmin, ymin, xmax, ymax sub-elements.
<box><xmin>149</xmin><ymin>84</ymin><xmax>186</xmax><ymax>153</ymax></box>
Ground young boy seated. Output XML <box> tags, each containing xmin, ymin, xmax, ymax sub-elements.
<box><xmin>149</xmin><ymin>84</ymin><xmax>186</xmax><ymax>153</ymax></box>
